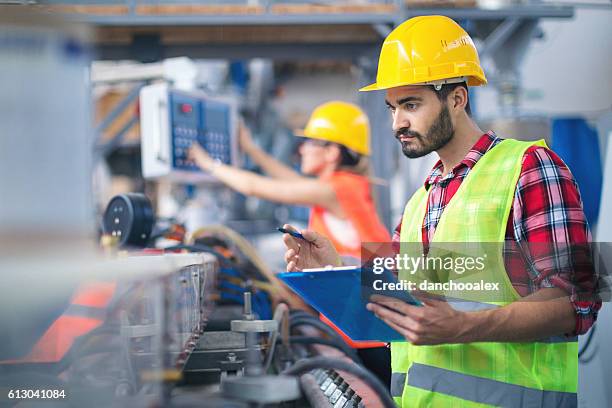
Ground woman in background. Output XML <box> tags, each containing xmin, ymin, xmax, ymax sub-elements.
<box><xmin>189</xmin><ymin>101</ymin><xmax>391</xmax><ymax>386</ymax></box>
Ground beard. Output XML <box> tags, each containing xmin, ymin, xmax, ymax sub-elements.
<box><xmin>395</xmin><ymin>104</ymin><xmax>454</xmax><ymax>159</ymax></box>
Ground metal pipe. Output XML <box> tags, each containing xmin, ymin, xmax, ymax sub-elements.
<box><xmin>244</xmin><ymin>292</ymin><xmax>253</xmax><ymax>318</ymax></box>
<box><xmin>95</xmin><ymin>82</ymin><xmax>145</xmax><ymax>136</ymax></box>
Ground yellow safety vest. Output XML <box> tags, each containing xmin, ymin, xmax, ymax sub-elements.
<box><xmin>392</xmin><ymin>139</ymin><xmax>578</xmax><ymax>407</ymax></box>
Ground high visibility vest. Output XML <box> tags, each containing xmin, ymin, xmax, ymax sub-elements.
<box><xmin>310</xmin><ymin>171</ymin><xmax>391</xmax><ymax>349</ymax></box>
<box><xmin>309</xmin><ymin>171</ymin><xmax>390</xmax><ymax>259</ymax></box>
<box><xmin>3</xmin><ymin>282</ymin><xmax>116</xmax><ymax>364</ymax></box>
<box><xmin>392</xmin><ymin>139</ymin><xmax>578</xmax><ymax>407</ymax></box>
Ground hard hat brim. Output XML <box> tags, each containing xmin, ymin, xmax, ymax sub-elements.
<box><xmin>293</xmin><ymin>129</ymin><xmax>324</xmax><ymax>141</ymax></box>
<box><xmin>359</xmin><ymin>82</ymin><xmax>380</xmax><ymax>92</ymax></box>
<box><xmin>293</xmin><ymin>129</ymin><xmax>370</xmax><ymax>156</ymax></box>
<box><xmin>293</xmin><ymin>129</ymin><xmax>327</xmax><ymax>143</ymax></box>
<box><xmin>360</xmin><ymin>75</ymin><xmax>487</xmax><ymax>92</ymax></box>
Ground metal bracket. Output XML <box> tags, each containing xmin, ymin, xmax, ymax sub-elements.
<box><xmin>231</xmin><ymin>319</ymin><xmax>278</xmax><ymax>333</ymax></box>
<box><xmin>479</xmin><ymin>17</ymin><xmax>522</xmax><ymax>59</ymax></box>
<box><xmin>372</xmin><ymin>23</ymin><xmax>393</xmax><ymax>38</ymax></box>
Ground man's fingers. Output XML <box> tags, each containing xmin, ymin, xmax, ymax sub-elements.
<box><xmin>370</xmin><ymin>294</ymin><xmax>421</xmax><ymax>315</ymax></box>
<box><xmin>287</xmin><ymin>260</ymin><xmax>301</xmax><ymax>272</ymax></box>
<box><xmin>281</xmin><ymin>224</ymin><xmax>306</xmax><ymax>272</ymax></box>
<box><xmin>300</xmin><ymin>229</ymin><xmax>321</xmax><ymax>244</ymax></box>
<box><xmin>375</xmin><ymin>313</ymin><xmax>424</xmax><ymax>344</ymax></box>
<box><xmin>282</xmin><ymin>224</ymin><xmax>307</xmax><ymax>248</ymax></box>
<box><xmin>282</xmin><ymin>223</ymin><xmax>299</xmax><ymax>233</ymax></box>
<box><xmin>368</xmin><ymin>303</ymin><xmax>420</xmax><ymax>333</ymax></box>
<box><xmin>283</xmin><ymin>233</ymin><xmax>299</xmax><ymax>251</ymax></box>
<box><xmin>381</xmin><ymin>317</ymin><xmax>411</xmax><ymax>338</ymax></box>
<box><xmin>411</xmin><ymin>290</ymin><xmax>446</xmax><ymax>307</ymax></box>
<box><xmin>284</xmin><ymin>248</ymin><xmax>296</xmax><ymax>263</ymax></box>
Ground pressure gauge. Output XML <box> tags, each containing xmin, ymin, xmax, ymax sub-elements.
<box><xmin>102</xmin><ymin>193</ymin><xmax>154</xmax><ymax>247</ymax></box>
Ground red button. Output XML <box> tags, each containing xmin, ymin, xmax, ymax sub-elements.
<box><xmin>180</xmin><ymin>104</ymin><xmax>192</xmax><ymax>114</ymax></box>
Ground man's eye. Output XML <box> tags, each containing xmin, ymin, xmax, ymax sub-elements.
<box><xmin>404</xmin><ymin>103</ymin><xmax>418</xmax><ymax>110</ymax></box>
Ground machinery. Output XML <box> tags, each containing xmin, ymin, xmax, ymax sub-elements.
<box><xmin>0</xmin><ymin>252</ymin><xmax>215</xmax><ymax>406</ymax></box>
<box><xmin>139</xmin><ymin>83</ymin><xmax>239</xmax><ymax>183</ymax></box>
<box><xmin>0</xmin><ymin>193</ymin><xmax>395</xmax><ymax>407</ymax></box>
<box><xmin>6</xmin><ymin>6</ymin><xmax>610</xmax><ymax>408</ymax></box>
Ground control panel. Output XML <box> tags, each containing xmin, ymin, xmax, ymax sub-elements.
<box><xmin>140</xmin><ymin>83</ymin><xmax>237</xmax><ymax>182</ymax></box>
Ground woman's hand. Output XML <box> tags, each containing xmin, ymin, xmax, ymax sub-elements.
<box><xmin>187</xmin><ymin>143</ymin><xmax>214</xmax><ymax>171</ymax></box>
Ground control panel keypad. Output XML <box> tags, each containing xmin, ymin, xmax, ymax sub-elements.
<box><xmin>169</xmin><ymin>92</ymin><xmax>232</xmax><ymax>172</ymax></box>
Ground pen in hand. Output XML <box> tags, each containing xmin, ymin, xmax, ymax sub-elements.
<box><xmin>277</xmin><ymin>227</ymin><xmax>306</xmax><ymax>240</ymax></box>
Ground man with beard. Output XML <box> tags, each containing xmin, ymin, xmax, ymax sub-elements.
<box><xmin>282</xmin><ymin>15</ymin><xmax>599</xmax><ymax>407</ymax></box>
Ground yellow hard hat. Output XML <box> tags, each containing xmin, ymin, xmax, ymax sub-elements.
<box><xmin>360</xmin><ymin>15</ymin><xmax>487</xmax><ymax>92</ymax></box>
<box><xmin>295</xmin><ymin>101</ymin><xmax>370</xmax><ymax>156</ymax></box>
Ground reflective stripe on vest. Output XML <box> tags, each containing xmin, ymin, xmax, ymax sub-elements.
<box><xmin>407</xmin><ymin>363</ymin><xmax>577</xmax><ymax>408</ymax></box>
<box><xmin>391</xmin><ymin>372</ymin><xmax>407</xmax><ymax>397</ymax></box>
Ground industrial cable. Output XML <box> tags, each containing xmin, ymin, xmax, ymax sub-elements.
<box><xmin>221</xmin><ymin>274</ymin><xmax>278</xmax><ymax>295</ymax></box>
<box><xmin>282</xmin><ymin>356</ymin><xmax>396</xmax><ymax>408</ymax></box>
<box><xmin>289</xmin><ymin>309</ymin><xmax>317</xmax><ymax>319</ymax></box>
<box><xmin>263</xmin><ymin>303</ymin><xmax>289</xmax><ymax>373</ymax></box>
<box><xmin>290</xmin><ymin>315</ymin><xmax>347</xmax><ymax>345</ymax></box>
<box><xmin>263</xmin><ymin>324</ymin><xmax>280</xmax><ymax>374</ymax></box>
<box><xmin>299</xmin><ymin>373</ymin><xmax>333</xmax><ymax>408</ymax></box>
<box><xmin>279</xmin><ymin>336</ymin><xmax>361</xmax><ymax>364</ymax></box>
<box><xmin>167</xmin><ymin>242</ymin><xmax>278</xmax><ymax>312</ymax></box>
<box><xmin>188</xmin><ymin>225</ymin><xmax>309</xmax><ymax>310</ymax></box>
<box><xmin>168</xmin><ymin>243</ymin><xmax>280</xmax><ymax>302</ymax></box>
<box><xmin>189</xmin><ymin>225</ymin><xmax>271</xmax><ymax>278</ymax></box>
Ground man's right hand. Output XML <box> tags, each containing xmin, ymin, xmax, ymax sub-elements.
<box><xmin>281</xmin><ymin>224</ymin><xmax>342</xmax><ymax>271</ymax></box>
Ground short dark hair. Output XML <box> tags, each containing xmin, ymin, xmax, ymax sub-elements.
<box><xmin>428</xmin><ymin>82</ymin><xmax>471</xmax><ymax>116</ymax></box>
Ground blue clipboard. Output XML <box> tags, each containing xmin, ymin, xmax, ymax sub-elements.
<box><xmin>278</xmin><ymin>267</ymin><xmax>420</xmax><ymax>342</ymax></box>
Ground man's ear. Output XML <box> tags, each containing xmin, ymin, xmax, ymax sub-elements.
<box><xmin>450</xmin><ymin>86</ymin><xmax>469</xmax><ymax>113</ymax></box>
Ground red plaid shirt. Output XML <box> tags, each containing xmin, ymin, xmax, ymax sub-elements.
<box><xmin>392</xmin><ymin>132</ymin><xmax>600</xmax><ymax>335</ymax></box>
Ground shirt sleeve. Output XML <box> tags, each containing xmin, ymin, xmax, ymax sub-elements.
<box><xmin>512</xmin><ymin>146</ymin><xmax>601</xmax><ymax>335</ymax></box>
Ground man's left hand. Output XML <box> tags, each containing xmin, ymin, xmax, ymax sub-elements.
<box><xmin>366</xmin><ymin>294</ymin><xmax>470</xmax><ymax>345</ymax></box>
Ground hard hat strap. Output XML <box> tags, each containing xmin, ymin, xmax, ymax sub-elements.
<box><xmin>413</xmin><ymin>76</ymin><xmax>469</xmax><ymax>91</ymax></box>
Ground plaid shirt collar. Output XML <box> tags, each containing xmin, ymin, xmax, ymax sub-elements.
<box><xmin>424</xmin><ymin>131</ymin><xmax>500</xmax><ymax>190</ymax></box>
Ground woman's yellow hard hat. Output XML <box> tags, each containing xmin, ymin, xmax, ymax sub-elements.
<box><xmin>360</xmin><ymin>15</ymin><xmax>487</xmax><ymax>91</ymax></box>
<box><xmin>295</xmin><ymin>101</ymin><xmax>370</xmax><ymax>156</ymax></box>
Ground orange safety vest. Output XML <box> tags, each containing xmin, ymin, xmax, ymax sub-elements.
<box><xmin>3</xmin><ymin>282</ymin><xmax>116</xmax><ymax>363</ymax></box>
<box><xmin>309</xmin><ymin>171</ymin><xmax>390</xmax><ymax>349</ymax></box>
